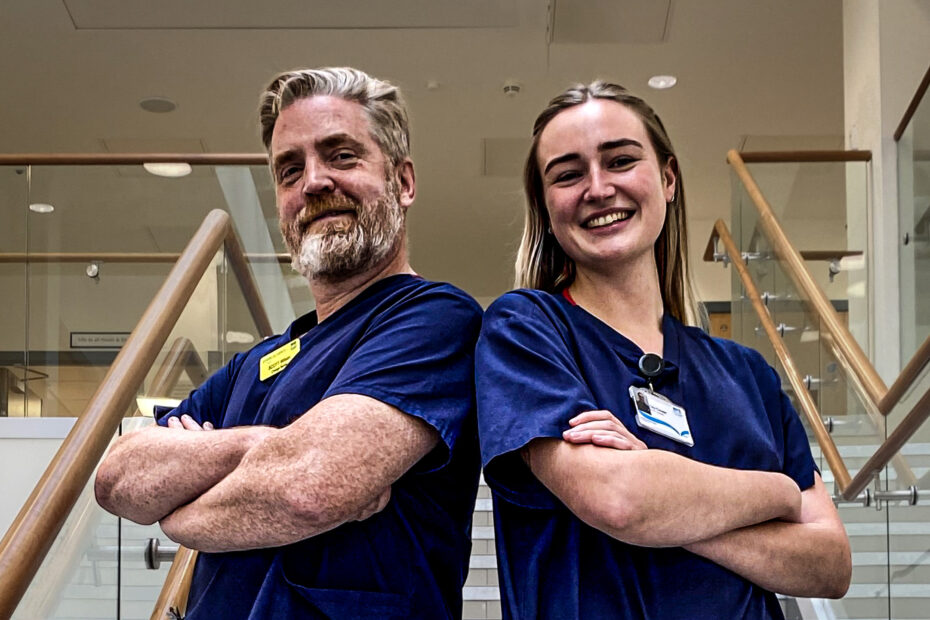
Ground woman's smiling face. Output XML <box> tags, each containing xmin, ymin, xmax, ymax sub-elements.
<box><xmin>536</xmin><ymin>98</ymin><xmax>676</xmax><ymax>276</ymax></box>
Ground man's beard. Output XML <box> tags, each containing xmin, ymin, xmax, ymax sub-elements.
<box><xmin>281</xmin><ymin>180</ymin><xmax>404</xmax><ymax>282</ymax></box>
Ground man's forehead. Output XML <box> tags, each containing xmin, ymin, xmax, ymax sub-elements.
<box><xmin>271</xmin><ymin>95</ymin><xmax>377</xmax><ymax>152</ymax></box>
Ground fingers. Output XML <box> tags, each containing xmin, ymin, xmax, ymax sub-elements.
<box><xmin>563</xmin><ymin>410</ymin><xmax>647</xmax><ymax>450</ymax></box>
<box><xmin>165</xmin><ymin>414</ymin><xmax>212</xmax><ymax>431</ymax></box>
<box><xmin>568</xmin><ymin>410</ymin><xmax>619</xmax><ymax>426</ymax></box>
<box><xmin>563</xmin><ymin>429</ymin><xmax>644</xmax><ymax>450</ymax></box>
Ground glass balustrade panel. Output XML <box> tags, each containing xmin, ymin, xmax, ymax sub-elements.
<box><xmin>11</xmin><ymin>425</ymin><xmax>120</xmax><ymax>620</ymax></box>
<box><xmin>731</xmin><ymin>178</ymin><xmax>776</xmax><ymax>360</ymax></box>
<box><xmin>743</xmin><ymin>160</ymin><xmax>870</xmax><ymax>360</ymax></box>
<box><xmin>898</xmin><ymin>90</ymin><xmax>930</xmax><ymax>364</ymax></box>
<box><xmin>19</xmin><ymin>163</ymin><xmax>295</xmax><ymax>423</ymax></box>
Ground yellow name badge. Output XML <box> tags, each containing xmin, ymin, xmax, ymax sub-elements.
<box><xmin>259</xmin><ymin>338</ymin><xmax>300</xmax><ymax>382</ymax></box>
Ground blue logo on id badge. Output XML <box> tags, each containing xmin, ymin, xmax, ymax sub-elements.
<box><xmin>629</xmin><ymin>386</ymin><xmax>694</xmax><ymax>447</ymax></box>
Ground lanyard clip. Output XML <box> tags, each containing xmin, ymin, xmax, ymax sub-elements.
<box><xmin>638</xmin><ymin>353</ymin><xmax>664</xmax><ymax>392</ymax></box>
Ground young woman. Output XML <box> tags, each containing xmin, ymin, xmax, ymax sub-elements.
<box><xmin>476</xmin><ymin>82</ymin><xmax>851</xmax><ymax>619</ymax></box>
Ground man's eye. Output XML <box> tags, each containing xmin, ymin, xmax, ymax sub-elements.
<box><xmin>279</xmin><ymin>166</ymin><xmax>301</xmax><ymax>182</ymax></box>
<box><xmin>332</xmin><ymin>151</ymin><xmax>358</xmax><ymax>164</ymax></box>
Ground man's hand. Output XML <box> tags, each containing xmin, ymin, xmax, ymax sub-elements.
<box><xmin>166</xmin><ymin>414</ymin><xmax>215</xmax><ymax>431</ymax></box>
<box><xmin>562</xmin><ymin>410</ymin><xmax>647</xmax><ymax>450</ymax></box>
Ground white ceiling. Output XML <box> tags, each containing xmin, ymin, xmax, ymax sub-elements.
<box><xmin>0</xmin><ymin>0</ymin><xmax>847</xmax><ymax>302</ymax></box>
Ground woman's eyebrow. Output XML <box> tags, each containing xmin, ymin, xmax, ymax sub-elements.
<box><xmin>599</xmin><ymin>138</ymin><xmax>643</xmax><ymax>151</ymax></box>
<box><xmin>543</xmin><ymin>153</ymin><xmax>580</xmax><ymax>175</ymax></box>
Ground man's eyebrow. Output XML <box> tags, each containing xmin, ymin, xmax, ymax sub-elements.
<box><xmin>272</xmin><ymin>149</ymin><xmax>299</xmax><ymax>174</ymax></box>
<box><xmin>318</xmin><ymin>133</ymin><xmax>369</xmax><ymax>155</ymax></box>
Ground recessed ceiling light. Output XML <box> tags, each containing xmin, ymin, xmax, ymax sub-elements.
<box><xmin>139</xmin><ymin>96</ymin><xmax>177</xmax><ymax>113</ymax></box>
<box><xmin>143</xmin><ymin>162</ymin><xmax>192</xmax><ymax>178</ymax></box>
<box><xmin>29</xmin><ymin>203</ymin><xmax>54</xmax><ymax>214</ymax></box>
<box><xmin>647</xmin><ymin>75</ymin><xmax>677</xmax><ymax>90</ymax></box>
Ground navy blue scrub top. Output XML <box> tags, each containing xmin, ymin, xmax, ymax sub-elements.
<box><xmin>476</xmin><ymin>289</ymin><xmax>816</xmax><ymax>620</ymax></box>
<box><xmin>156</xmin><ymin>274</ymin><xmax>483</xmax><ymax>620</ymax></box>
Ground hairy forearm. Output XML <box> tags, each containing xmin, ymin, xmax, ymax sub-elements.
<box><xmin>528</xmin><ymin>441</ymin><xmax>801</xmax><ymax>547</ymax></box>
<box><xmin>95</xmin><ymin>425</ymin><xmax>271</xmax><ymax>524</ymax></box>
<box><xmin>160</xmin><ymin>439</ymin><xmax>350</xmax><ymax>551</ymax></box>
<box><xmin>160</xmin><ymin>394</ymin><xmax>437</xmax><ymax>552</ymax></box>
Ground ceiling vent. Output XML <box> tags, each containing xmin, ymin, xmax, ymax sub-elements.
<box><xmin>550</xmin><ymin>0</ymin><xmax>672</xmax><ymax>44</ymax></box>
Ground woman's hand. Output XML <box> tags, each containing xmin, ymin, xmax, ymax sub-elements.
<box><xmin>562</xmin><ymin>410</ymin><xmax>647</xmax><ymax>450</ymax></box>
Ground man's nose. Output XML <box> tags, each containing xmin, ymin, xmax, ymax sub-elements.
<box><xmin>301</xmin><ymin>159</ymin><xmax>335</xmax><ymax>195</ymax></box>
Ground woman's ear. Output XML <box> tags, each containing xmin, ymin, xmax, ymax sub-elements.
<box><xmin>663</xmin><ymin>157</ymin><xmax>677</xmax><ymax>203</ymax></box>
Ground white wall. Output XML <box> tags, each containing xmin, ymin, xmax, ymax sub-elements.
<box><xmin>843</xmin><ymin>0</ymin><xmax>930</xmax><ymax>381</ymax></box>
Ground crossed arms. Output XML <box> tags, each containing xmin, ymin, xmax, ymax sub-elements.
<box><xmin>95</xmin><ymin>394</ymin><xmax>438</xmax><ymax>553</ymax></box>
<box><xmin>523</xmin><ymin>410</ymin><xmax>851</xmax><ymax>599</ymax></box>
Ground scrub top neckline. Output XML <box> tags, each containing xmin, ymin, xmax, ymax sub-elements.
<box><xmin>557</xmin><ymin>287</ymin><xmax>680</xmax><ymax>370</ymax></box>
<box><xmin>285</xmin><ymin>273</ymin><xmax>422</xmax><ymax>341</ymax></box>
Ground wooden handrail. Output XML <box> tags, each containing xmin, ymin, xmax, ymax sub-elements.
<box><xmin>0</xmin><ymin>252</ymin><xmax>290</xmax><ymax>264</ymax></box>
<box><xmin>151</xmin><ymin>547</ymin><xmax>199</xmax><ymax>620</ymax></box>
<box><xmin>727</xmin><ymin>150</ymin><xmax>889</xmax><ymax>408</ymax></box>
<box><xmin>880</xmin><ymin>334</ymin><xmax>930</xmax><ymax>414</ymax></box>
<box><xmin>844</xmin><ymin>379</ymin><xmax>930</xmax><ymax>499</ymax></box>
<box><xmin>894</xmin><ymin>62</ymin><xmax>930</xmax><ymax>141</ymax></box>
<box><xmin>738</xmin><ymin>150</ymin><xmax>872</xmax><ymax>163</ymax></box>
<box><xmin>0</xmin><ymin>153</ymin><xmax>266</xmax><ymax>166</ymax></box>
<box><xmin>0</xmin><ymin>209</ymin><xmax>275</xmax><ymax>617</ymax></box>
<box><xmin>712</xmin><ymin>220</ymin><xmax>851</xmax><ymax>491</ymax></box>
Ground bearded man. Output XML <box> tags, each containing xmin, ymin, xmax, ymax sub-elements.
<box><xmin>95</xmin><ymin>67</ymin><xmax>483</xmax><ymax>619</ymax></box>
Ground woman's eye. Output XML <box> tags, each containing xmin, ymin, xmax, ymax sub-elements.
<box><xmin>609</xmin><ymin>157</ymin><xmax>635</xmax><ymax>169</ymax></box>
<box><xmin>553</xmin><ymin>170</ymin><xmax>581</xmax><ymax>183</ymax></box>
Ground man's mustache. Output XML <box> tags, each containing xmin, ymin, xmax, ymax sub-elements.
<box><xmin>294</xmin><ymin>195</ymin><xmax>361</xmax><ymax>230</ymax></box>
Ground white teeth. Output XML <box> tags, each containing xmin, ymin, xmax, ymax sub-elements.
<box><xmin>585</xmin><ymin>211</ymin><xmax>632</xmax><ymax>228</ymax></box>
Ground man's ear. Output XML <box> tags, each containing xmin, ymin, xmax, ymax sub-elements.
<box><xmin>396</xmin><ymin>159</ymin><xmax>416</xmax><ymax>209</ymax></box>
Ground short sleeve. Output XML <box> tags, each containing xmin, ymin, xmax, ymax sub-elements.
<box><xmin>155</xmin><ymin>352</ymin><xmax>246</xmax><ymax>428</ymax></box>
<box><xmin>323</xmin><ymin>286</ymin><xmax>482</xmax><ymax>471</ymax></box>
<box><xmin>475</xmin><ymin>293</ymin><xmax>598</xmax><ymax>508</ymax></box>
<box><xmin>750</xmin><ymin>350</ymin><xmax>817</xmax><ymax>491</ymax></box>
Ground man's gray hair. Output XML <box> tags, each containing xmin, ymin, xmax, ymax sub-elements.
<box><xmin>259</xmin><ymin>67</ymin><xmax>410</xmax><ymax>167</ymax></box>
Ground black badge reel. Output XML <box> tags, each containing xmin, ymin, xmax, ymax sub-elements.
<box><xmin>637</xmin><ymin>353</ymin><xmax>664</xmax><ymax>391</ymax></box>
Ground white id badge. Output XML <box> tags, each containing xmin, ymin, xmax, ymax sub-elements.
<box><xmin>628</xmin><ymin>386</ymin><xmax>694</xmax><ymax>447</ymax></box>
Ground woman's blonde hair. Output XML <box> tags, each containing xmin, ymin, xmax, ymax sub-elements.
<box><xmin>516</xmin><ymin>81</ymin><xmax>700</xmax><ymax>325</ymax></box>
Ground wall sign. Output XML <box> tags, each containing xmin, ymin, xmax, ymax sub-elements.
<box><xmin>70</xmin><ymin>332</ymin><xmax>130</xmax><ymax>349</ymax></box>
